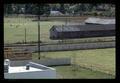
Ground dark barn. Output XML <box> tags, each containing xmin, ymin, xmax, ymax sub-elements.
<box><xmin>50</xmin><ymin>24</ymin><xmax>115</xmax><ymax>40</ymax></box>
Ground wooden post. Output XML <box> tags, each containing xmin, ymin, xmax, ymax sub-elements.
<box><xmin>24</xmin><ymin>28</ymin><xmax>27</xmax><ymax>44</ymax></box>
<box><xmin>38</xmin><ymin>5</ymin><xmax>40</xmax><ymax>60</ymax></box>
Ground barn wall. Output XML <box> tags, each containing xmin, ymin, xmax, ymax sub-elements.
<box><xmin>79</xmin><ymin>30</ymin><xmax>115</xmax><ymax>38</ymax></box>
<box><xmin>50</xmin><ymin>28</ymin><xmax>58</xmax><ymax>39</ymax></box>
<box><xmin>51</xmin><ymin>30</ymin><xmax>115</xmax><ymax>39</ymax></box>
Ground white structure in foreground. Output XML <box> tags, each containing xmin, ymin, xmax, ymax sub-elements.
<box><xmin>4</xmin><ymin>59</ymin><xmax>56</xmax><ymax>79</ymax></box>
<box><xmin>85</xmin><ymin>17</ymin><xmax>115</xmax><ymax>24</ymax></box>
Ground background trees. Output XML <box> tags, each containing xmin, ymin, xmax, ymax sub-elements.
<box><xmin>4</xmin><ymin>4</ymin><xmax>115</xmax><ymax>17</ymax></box>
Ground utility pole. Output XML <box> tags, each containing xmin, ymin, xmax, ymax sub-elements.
<box><xmin>62</xmin><ymin>25</ymin><xmax>64</xmax><ymax>43</ymax></box>
<box><xmin>65</xmin><ymin>16</ymin><xmax>67</xmax><ymax>25</ymax></box>
<box><xmin>24</xmin><ymin>28</ymin><xmax>26</xmax><ymax>44</ymax></box>
<box><xmin>38</xmin><ymin>4</ymin><xmax>40</xmax><ymax>60</ymax></box>
<box><xmin>24</xmin><ymin>5</ymin><xmax>26</xmax><ymax>44</ymax></box>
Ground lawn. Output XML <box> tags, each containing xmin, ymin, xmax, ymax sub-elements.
<box><xmin>4</xmin><ymin>17</ymin><xmax>65</xmax><ymax>43</ymax></box>
<box><xmin>4</xmin><ymin>17</ymin><xmax>116</xmax><ymax>79</ymax></box>
<box><xmin>4</xmin><ymin>17</ymin><xmax>115</xmax><ymax>44</ymax></box>
<box><xmin>53</xmin><ymin>66</ymin><xmax>115</xmax><ymax>79</ymax></box>
<box><xmin>33</xmin><ymin>48</ymin><xmax>115</xmax><ymax>75</ymax></box>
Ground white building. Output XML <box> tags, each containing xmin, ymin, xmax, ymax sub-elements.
<box><xmin>4</xmin><ymin>59</ymin><xmax>56</xmax><ymax>79</ymax></box>
<box><xmin>50</xmin><ymin>10</ymin><xmax>63</xmax><ymax>16</ymax></box>
<box><xmin>85</xmin><ymin>17</ymin><xmax>115</xmax><ymax>25</ymax></box>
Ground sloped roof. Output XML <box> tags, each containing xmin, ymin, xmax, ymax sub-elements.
<box><xmin>85</xmin><ymin>17</ymin><xmax>115</xmax><ymax>24</ymax></box>
<box><xmin>50</xmin><ymin>11</ymin><xmax>63</xmax><ymax>15</ymax></box>
<box><xmin>52</xmin><ymin>24</ymin><xmax>115</xmax><ymax>32</ymax></box>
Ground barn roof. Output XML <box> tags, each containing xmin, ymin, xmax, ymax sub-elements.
<box><xmin>85</xmin><ymin>17</ymin><xmax>115</xmax><ymax>24</ymax></box>
<box><xmin>52</xmin><ymin>24</ymin><xmax>115</xmax><ymax>32</ymax></box>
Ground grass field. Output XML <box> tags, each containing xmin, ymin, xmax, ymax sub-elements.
<box><xmin>4</xmin><ymin>17</ymin><xmax>115</xmax><ymax>44</ymax></box>
<box><xmin>4</xmin><ymin>16</ymin><xmax>115</xmax><ymax>79</ymax></box>
<box><xmin>4</xmin><ymin>17</ymin><xmax>65</xmax><ymax>43</ymax></box>
<box><xmin>53</xmin><ymin>66</ymin><xmax>114</xmax><ymax>79</ymax></box>
<box><xmin>32</xmin><ymin>48</ymin><xmax>115</xmax><ymax>76</ymax></box>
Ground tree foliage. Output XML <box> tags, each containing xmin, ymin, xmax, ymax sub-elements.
<box><xmin>4</xmin><ymin>4</ymin><xmax>115</xmax><ymax>17</ymax></box>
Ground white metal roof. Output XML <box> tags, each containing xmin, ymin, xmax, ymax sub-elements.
<box><xmin>85</xmin><ymin>17</ymin><xmax>115</xmax><ymax>24</ymax></box>
<box><xmin>4</xmin><ymin>59</ymin><xmax>55</xmax><ymax>74</ymax></box>
<box><xmin>8</xmin><ymin>66</ymin><xmax>43</xmax><ymax>73</ymax></box>
<box><xmin>50</xmin><ymin>11</ymin><xmax>63</xmax><ymax>15</ymax></box>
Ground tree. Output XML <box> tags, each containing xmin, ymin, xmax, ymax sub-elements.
<box><xmin>49</xmin><ymin>4</ymin><xmax>60</xmax><ymax>11</ymax></box>
<box><xmin>4</xmin><ymin>4</ymin><xmax>115</xmax><ymax>17</ymax></box>
<box><xmin>64</xmin><ymin>4</ymin><xmax>70</xmax><ymax>14</ymax></box>
<box><xmin>60</xmin><ymin>4</ymin><xmax>65</xmax><ymax>14</ymax></box>
<box><xmin>5</xmin><ymin>4</ymin><xmax>13</xmax><ymax>14</ymax></box>
<box><xmin>43</xmin><ymin>4</ymin><xmax>50</xmax><ymax>16</ymax></box>
<box><xmin>25</xmin><ymin>4</ymin><xmax>32</xmax><ymax>14</ymax></box>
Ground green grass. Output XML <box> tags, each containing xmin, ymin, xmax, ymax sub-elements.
<box><xmin>4</xmin><ymin>17</ymin><xmax>115</xmax><ymax>79</ymax></box>
<box><xmin>4</xmin><ymin>17</ymin><xmax>115</xmax><ymax>44</ymax></box>
<box><xmin>53</xmin><ymin>66</ymin><xmax>115</xmax><ymax>79</ymax></box>
<box><xmin>33</xmin><ymin>48</ymin><xmax>115</xmax><ymax>75</ymax></box>
<box><xmin>4</xmin><ymin>17</ymin><xmax>65</xmax><ymax>43</ymax></box>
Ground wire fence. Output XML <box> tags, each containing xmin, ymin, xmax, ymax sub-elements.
<box><xmin>40</xmin><ymin>42</ymin><xmax>115</xmax><ymax>52</ymax></box>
